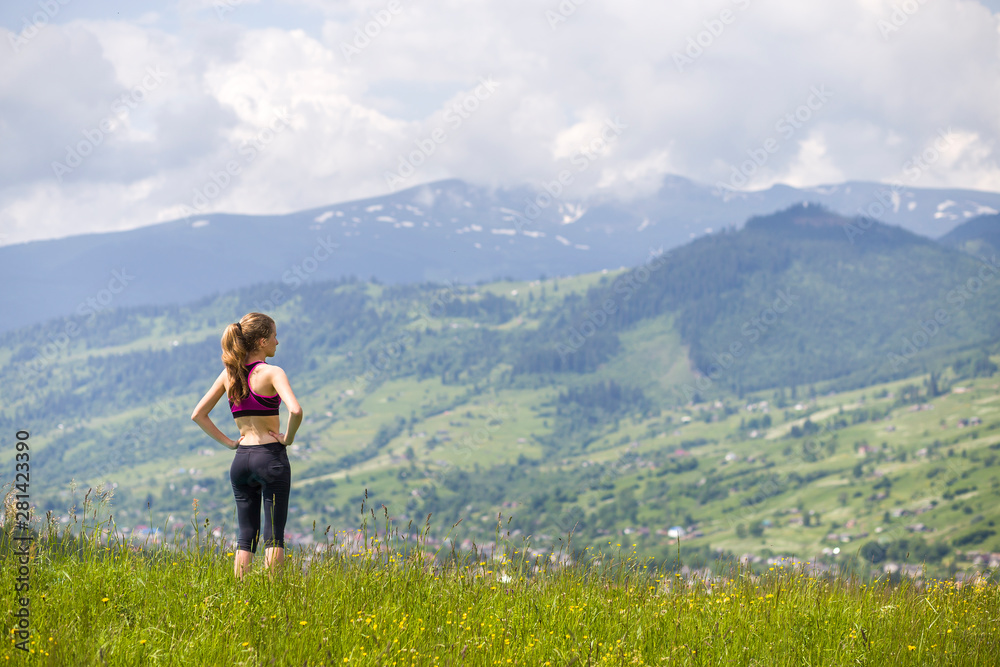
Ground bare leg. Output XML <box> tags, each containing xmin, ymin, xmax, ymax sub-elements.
<box><xmin>264</xmin><ymin>546</ymin><xmax>285</xmax><ymax>577</ymax></box>
<box><xmin>235</xmin><ymin>549</ymin><xmax>253</xmax><ymax>580</ymax></box>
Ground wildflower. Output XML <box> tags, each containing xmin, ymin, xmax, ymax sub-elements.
<box><xmin>908</xmin><ymin>646</ymin><xmax>916</xmax><ymax>651</ymax></box>
<box><xmin>101</xmin><ymin>598</ymin><xmax>109</xmax><ymax>603</ymax></box>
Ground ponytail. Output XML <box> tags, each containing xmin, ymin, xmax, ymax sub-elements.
<box><xmin>221</xmin><ymin>312</ymin><xmax>275</xmax><ymax>405</ymax></box>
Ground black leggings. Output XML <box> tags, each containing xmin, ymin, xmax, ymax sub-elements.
<box><xmin>230</xmin><ymin>442</ymin><xmax>291</xmax><ymax>552</ymax></box>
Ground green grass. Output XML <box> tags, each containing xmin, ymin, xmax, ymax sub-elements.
<box><xmin>11</xmin><ymin>365</ymin><xmax>1000</xmax><ymax>579</ymax></box>
<box><xmin>3</xmin><ymin>489</ymin><xmax>1000</xmax><ymax>666</ymax></box>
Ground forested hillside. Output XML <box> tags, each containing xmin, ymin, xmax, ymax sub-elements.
<box><xmin>940</xmin><ymin>213</ymin><xmax>1000</xmax><ymax>260</ymax></box>
<box><xmin>4</xmin><ymin>204</ymin><xmax>1000</xmax><ymax>576</ymax></box>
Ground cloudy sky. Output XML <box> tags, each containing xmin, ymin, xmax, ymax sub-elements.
<box><xmin>1</xmin><ymin>0</ymin><xmax>999</xmax><ymax>246</ymax></box>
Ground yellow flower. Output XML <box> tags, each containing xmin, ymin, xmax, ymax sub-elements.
<box><xmin>300</xmin><ymin>621</ymin><xmax>307</xmax><ymax>626</ymax></box>
<box><xmin>101</xmin><ymin>598</ymin><xmax>109</xmax><ymax>603</ymax></box>
<box><xmin>139</xmin><ymin>640</ymin><xmax>146</xmax><ymax>645</ymax></box>
<box><xmin>908</xmin><ymin>646</ymin><xmax>916</xmax><ymax>651</ymax></box>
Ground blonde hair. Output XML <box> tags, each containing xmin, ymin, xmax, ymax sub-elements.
<box><xmin>221</xmin><ymin>312</ymin><xmax>275</xmax><ymax>405</ymax></box>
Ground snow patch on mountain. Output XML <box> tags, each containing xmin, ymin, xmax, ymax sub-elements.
<box><xmin>934</xmin><ymin>200</ymin><xmax>958</xmax><ymax>220</ymax></box>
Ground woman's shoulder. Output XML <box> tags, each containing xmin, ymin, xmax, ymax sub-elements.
<box><xmin>259</xmin><ymin>362</ymin><xmax>288</xmax><ymax>378</ymax></box>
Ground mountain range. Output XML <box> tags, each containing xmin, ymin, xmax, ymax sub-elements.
<box><xmin>3</xmin><ymin>202</ymin><xmax>1000</xmax><ymax>570</ymax></box>
<box><xmin>4</xmin><ymin>175</ymin><xmax>1000</xmax><ymax>333</ymax></box>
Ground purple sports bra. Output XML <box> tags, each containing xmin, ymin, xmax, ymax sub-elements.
<box><xmin>229</xmin><ymin>361</ymin><xmax>281</xmax><ymax>418</ymax></box>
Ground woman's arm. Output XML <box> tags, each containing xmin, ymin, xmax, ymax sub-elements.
<box><xmin>266</xmin><ymin>365</ymin><xmax>303</xmax><ymax>446</ymax></box>
<box><xmin>190</xmin><ymin>370</ymin><xmax>240</xmax><ymax>450</ymax></box>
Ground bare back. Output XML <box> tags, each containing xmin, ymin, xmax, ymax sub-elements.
<box><xmin>228</xmin><ymin>364</ymin><xmax>281</xmax><ymax>445</ymax></box>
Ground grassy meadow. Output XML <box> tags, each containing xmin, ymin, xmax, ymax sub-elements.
<box><xmin>3</xmin><ymin>489</ymin><xmax>1000</xmax><ymax>666</ymax></box>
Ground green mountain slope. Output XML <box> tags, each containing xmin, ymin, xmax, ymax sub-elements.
<box><xmin>541</xmin><ymin>204</ymin><xmax>1000</xmax><ymax>396</ymax></box>
<box><xmin>3</xmin><ymin>205</ymin><xmax>1000</xmax><ymax>577</ymax></box>
<box><xmin>940</xmin><ymin>213</ymin><xmax>1000</xmax><ymax>260</ymax></box>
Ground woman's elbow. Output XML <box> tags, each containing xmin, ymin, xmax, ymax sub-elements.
<box><xmin>289</xmin><ymin>404</ymin><xmax>304</xmax><ymax>418</ymax></box>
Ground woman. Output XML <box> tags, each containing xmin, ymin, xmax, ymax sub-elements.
<box><xmin>190</xmin><ymin>312</ymin><xmax>303</xmax><ymax>579</ymax></box>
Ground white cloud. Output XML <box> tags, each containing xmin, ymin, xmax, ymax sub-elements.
<box><xmin>0</xmin><ymin>0</ymin><xmax>999</xmax><ymax>245</ymax></box>
<box><xmin>779</xmin><ymin>133</ymin><xmax>846</xmax><ymax>189</ymax></box>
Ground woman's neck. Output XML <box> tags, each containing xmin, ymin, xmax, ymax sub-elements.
<box><xmin>245</xmin><ymin>352</ymin><xmax>267</xmax><ymax>365</ymax></box>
